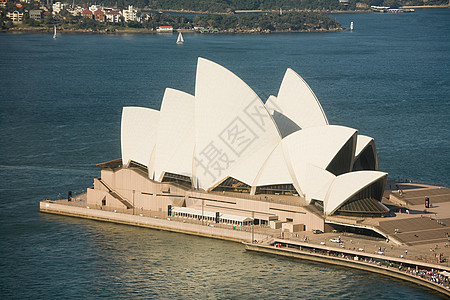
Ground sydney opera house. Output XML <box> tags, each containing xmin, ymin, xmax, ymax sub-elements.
<box><xmin>87</xmin><ymin>58</ymin><xmax>389</xmax><ymax>232</ymax></box>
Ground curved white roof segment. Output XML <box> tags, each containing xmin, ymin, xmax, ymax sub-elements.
<box><xmin>276</xmin><ymin>68</ymin><xmax>328</xmax><ymax>129</ymax></box>
<box><xmin>121</xmin><ymin>107</ymin><xmax>160</xmax><ymax>168</ymax></box>
<box><xmin>355</xmin><ymin>135</ymin><xmax>374</xmax><ymax>157</ymax></box>
<box><xmin>228</xmin><ymin>140</ymin><xmax>279</xmax><ymax>187</ymax></box>
<box><xmin>264</xmin><ymin>95</ymin><xmax>278</xmax><ymax>115</ymax></box>
<box><xmin>194</xmin><ymin>57</ymin><xmax>280</xmax><ymax>190</ymax></box>
<box><xmin>290</xmin><ymin>163</ymin><xmax>336</xmax><ymax>203</ymax></box>
<box><xmin>265</xmin><ymin>95</ymin><xmax>301</xmax><ymax>138</ymax></box>
<box><xmin>119</xmin><ymin>58</ymin><xmax>388</xmax><ymax>216</ymax></box>
<box><xmin>253</xmin><ymin>142</ymin><xmax>293</xmax><ymax>187</ymax></box>
<box><xmin>153</xmin><ymin>88</ymin><xmax>195</xmax><ymax>181</ymax></box>
<box><xmin>324</xmin><ymin>171</ymin><xmax>388</xmax><ymax>215</ymax></box>
<box><xmin>282</xmin><ymin>125</ymin><xmax>357</xmax><ymax>171</ymax></box>
<box><xmin>354</xmin><ymin>134</ymin><xmax>379</xmax><ymax>170</ymax></box>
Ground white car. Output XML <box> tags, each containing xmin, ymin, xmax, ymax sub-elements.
<box><xmin>330</xmin><ymin>238</ymin><xmax>341</xmax><ymax>243</ymax></box>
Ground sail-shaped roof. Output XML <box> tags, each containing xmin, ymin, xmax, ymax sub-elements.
<box><xmin>119</xmin><ymin>58</ymin><xmax>387</xmax><ymax>217</ymax></box>
<box><xmin>324</xmin><ymin>171</ymin><xmax>388</xmax><ymax>215</ymax></box>
<box><xmin>282</xmin><ymin>125</ymin><xmax>357</xmax><ymax>172</ymax></box>
<box><xmin>121</xmin><ymin>107</ymin><xmax>159</xmax><ymax>169</ymax></box>
<box><xmin>194</xmin><ymin>58</ymin><xmax>280</xmax><ymax>190</ymax></box>
<box><xmin>153</xmin><ymin>88</ymin><xmax>195</xmax><ymax>181</ymax></box>
<box><xmin>353</xmin><ymin>135</ymin><xmax>378</xmax><ymax>171</ymax></box>
<box><xmin>253</xmin><ymin>142</ymin><xmax>293</xmax><ymax>187</ymax></box>
<box><xmin>265</xmin><ymin>95</ymin><xmax>301</xmax><ymax>138</ymax></box>
<box><xmin>276</xmin><ymin>68</ymin><xmax>328</xmax><ymax>129</ymax></box>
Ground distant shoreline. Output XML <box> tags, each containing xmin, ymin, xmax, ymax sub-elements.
<box><xmin>400</xmin><ymin>4</ymin><xmax>449</xmax><ymax>9</ymax></box>
<box><xmin>152</xmin><ymin>5</ymin><xmax>449</xmax><ymax>14</ymax></box>
<box><xmin>1</xmin><ymin>27</ymin><xmax>344</xmax><ymax>35</ymax></box>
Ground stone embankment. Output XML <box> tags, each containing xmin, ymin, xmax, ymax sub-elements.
<box><xmin>40</xmin><ymin>200</ymin><xmax>268</xmax><ymax>243</ymax></box>
<box><xmin>244</xmin><ymin>239</ymin><xmax>450</xmax><ymax>297</ymax></box>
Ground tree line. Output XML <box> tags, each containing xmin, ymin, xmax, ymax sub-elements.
<box><xmin>1</xmin><ymin>2</ymin><xmax>341</xmax><ymax>33</ymax></box>
<box><xmin>72</xmin><ymin>0</ymin><xmax>449</xmax><ymax>12</ymax></box>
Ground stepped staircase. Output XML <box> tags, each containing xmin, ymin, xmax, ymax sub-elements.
<box><xmin>97</xmin><ymin>178</ymin><xmax>134</xmax><ymax>209</ymax></box>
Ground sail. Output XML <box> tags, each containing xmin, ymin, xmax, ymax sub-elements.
<box><xmin>53</xmin><ymin>25</ymin><xmax>56</xmax><ymax>39</ymax></box>
<box><xmin>176</xmin><ymin>32</ymin><xmax>184</xmax><ymax>44</ymax></box>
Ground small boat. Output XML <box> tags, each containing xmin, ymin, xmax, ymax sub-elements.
<box><xmin>350</xmin><ymin>21</ymin><xmax>354</xmax><ymax>31</ymax></box>
<box><xmin>176</xmin><ymin>32</ymin><xmax>184</xmax><ymax>45</ymax></box>
<box><xmin>53</xmin><ymin>25</ymin><xmax>56</xmax><ymax>39</ymax></box>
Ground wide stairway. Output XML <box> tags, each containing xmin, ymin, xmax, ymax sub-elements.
<box><xmin>97</xmin><ymin>178</ymin><xmax>134</xmax><ymax>209</ymax></box>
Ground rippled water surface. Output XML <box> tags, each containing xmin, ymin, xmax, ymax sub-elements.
<box><xmin>0</xmin><ymin>9</ymin><xmax>449</xmax><ymax>299</ymax></box>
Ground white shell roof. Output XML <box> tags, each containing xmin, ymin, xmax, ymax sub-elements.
<box><xmin>194</xmin><ymin>57</ymin><xmax>280</xmax><ymax>190</ymax></box>
<box><xmin>228</xmin><ymin>140</ymin><xmax>279</xmax><ymax>187</ymax></box>
<box><xmin>282</xmin><ymin>125</ymin><xmax>357</xmax><ymax>171</ymax></box>
<box><xmin>153</xmin><ymin>88</ymin><xmax>195</xmax><ymax>181</ymax></box>
<box><xmin>289</xmin><ymin>163</ymin><xmax>336</xmax><ymax>203</ymax></box>
<box><xmin>276</xmin><ymin>68</ymin><xmax>328</xmax><ymax>129</ymax></box>
<box><xmin>355</xmin><ymin>135</ymin><xmax>374</xmax><ymax>157</ymax></box>
<box><xmin>119</xmin><ymin>58</ymin><xmax>388</xmax><ymax>216</ymax></box>
<box><xmin>264</xmin><ymin>95</ymin><xmax>278</xmax><ymax>115</ymax></box>
<box><xmin>265</xmin><ymin>95</ymin><xmax>301</xmax><ymax>138</ymax></box>
<box><xmin>355</xmin><ymin>134</ymin><xmax>379</xmax><ymax>170</ymax></box>
<box><xmin>121</xmin><ymin>106</ymin><xmax>159</xmax><ymax>168</ymax></box>
<box><xmin>253</xmin><ymin>142</ymin><xmax>293</xmax><ymax>187</ymax></box>
<box><xmin>324</xmin><ymin>171</ymin><xmax>388</xmax><ymax>215</ymax></box>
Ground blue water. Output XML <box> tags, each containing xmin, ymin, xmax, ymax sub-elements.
<box><xmin>0</xmin><ymin>9</ymin><xmax>449</xmax><ymax>299</ymax></box>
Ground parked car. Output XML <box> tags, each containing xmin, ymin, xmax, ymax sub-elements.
<box><xmin>312</xmin><ymin>229</ymin><xmax>323</xmax><ymax>234</ymax></box>
<box><xmin>329</xmin><ymin>238</ymin><xmax>341</xmax><ymax>243</ymax></box>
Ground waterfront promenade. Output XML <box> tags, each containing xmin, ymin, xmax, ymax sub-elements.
<box><xmin>40</xmin><ymin>184</ymin><xmax>450</xmax><ymax>296</ymax></box>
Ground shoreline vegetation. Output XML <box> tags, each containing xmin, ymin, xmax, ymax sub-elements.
<box><xmin>1</xmin><ymin>27</ymin><xmax>345</xmax><ymax>34</ymax></box>
<box><xmin>3</xmin><ymin>10</ymin><xmax>343</xmax><ymax>34</ymax></box>
<box><xmin>1</xmin><ymin>0</ymin><xmax>448</xmax><ymax>35</ymax></box>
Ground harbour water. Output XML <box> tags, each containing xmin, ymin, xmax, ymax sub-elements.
<box><xmin>0</xmin><ymin>9</ymin><xmax>449</xmax><ymax>299</ymax></box>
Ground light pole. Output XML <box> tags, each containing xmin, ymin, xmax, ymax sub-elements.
<box><xmin>132</xmin><ymin>190</ymin><xmax>135</xmax><ymax>215</ymax></box>
<box><xmin>252</xmin><ymin>211</ymin><xmax>255</xmax><ymax>243</ymax></box>
<box><xmin>202</xmin><ymin>199</ymin><xmax>204</xmax><ymax>226</ymax></box>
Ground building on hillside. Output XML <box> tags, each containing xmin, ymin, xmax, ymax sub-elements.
<box><xmin>67</xmin><ymin>6</ymin><xmax>83</xmax><ymax>16</ymax></box>
<box><xmin>81</xmin><ymin>9</ymin><xmax>93</xmax><ymax>19</ymax></box>
<box><xmin>7</xmin><ymin>10</ymin><xmax>24</xmax><ymax>23</ymax></box>
<box><xmin>89</xmin><ymin>5</ymin><xmax>101</xmax><ymax>13</ymax></box>
<box><xmin>157</xmin><ymin>26</ymin><xmax>173</xmax><ymax>33</ymax></box>
<box><xmin>122</xmin><ymin>5</ymin><xmax>139</xmax><ymax>22</ymax></box>
<box><xmin>52</xmin><ymin>1</ymin><xmax>66</xmax><ymax>14</ymax></box>
<box><xmin>29</xmin><ymin>9</ymin><xmax>42</xmax><ymax>20</ymax></box>
<box><xmin>94</xmin><ymin>9</ymin><xmax>105</xmax><ymax>22</ymax></box>
<box><xmin>87</xmin><ymin>58</ymin><xmax>389</xmax><ymax>234</ymax></box>
<box><xmin>105</xmin><ymin>10</ymin><xmax>120</xmax><ymax>23</ymax></box>
<box><xmin>0</xmin><ymin>0</ymin><xmax>9</xmax><ymax>8</ymax></box>
<box><xmin>140</xmin><ymin>12</ymin><xmax>151</xmax><ymax>22</ymax></box>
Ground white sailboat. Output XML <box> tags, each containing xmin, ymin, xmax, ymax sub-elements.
<box><xmin>53</xmin><ymin>25</ymin><xmax>57</xmax><ymax>39</ymax></box>
<box><xmin>350</xmin><ymin>22</ymin><xmax>354</xmax><ymax>31</ymax></box>
<box><xmin>176</xmin><ymin>32</ymin><xmax>184</xmax><ymax>45</ymax></box>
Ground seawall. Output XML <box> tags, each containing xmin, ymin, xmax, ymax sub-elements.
<box><xmin>40</xmin><ymin>201</ymin><xmax>267</xmax><ymax>243</ymax></box>
<box><xmin>244</xmin><ymin>242</ymin><xmax>450</xmax><ymax>297</ymax></box>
